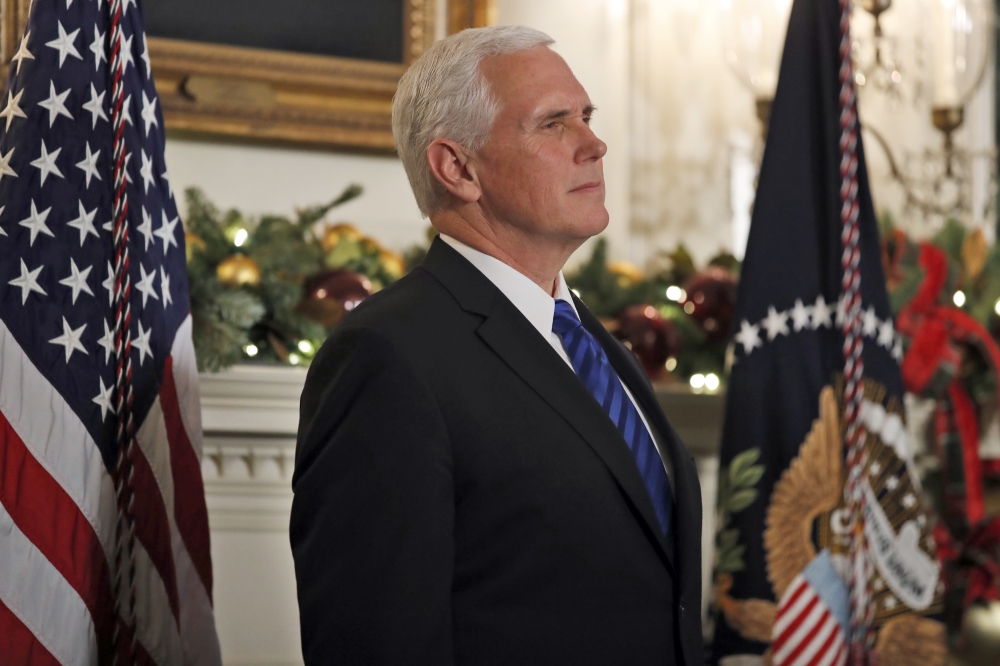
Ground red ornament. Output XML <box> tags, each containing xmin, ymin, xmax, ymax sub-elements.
<box><xmin>680</xmin><ymin>267</ymin><xmax>738</xmax><ymax>342</ymax></box>
<box><xmin>614</xmin><ymin>304</ymin><xmax>680</xmax><ymax>380</ymax></box>
<box><xmin>298</xmin><ymin>269</ymin><xmax>373</xmax><ymax>328</ymax></box>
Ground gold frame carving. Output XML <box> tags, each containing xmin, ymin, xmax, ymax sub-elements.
<box><xmin>0</xmin><ymin>0</ymin><xmax>483</xmax><ymax>152</ymax></box>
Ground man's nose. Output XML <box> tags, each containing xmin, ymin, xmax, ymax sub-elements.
<box><xmin>576</xmin><ymin>123</ymin><xmax>608</xmax><ymax>163</ymax></box>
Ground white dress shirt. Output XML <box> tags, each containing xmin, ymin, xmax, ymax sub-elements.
<box><xmin>440</xmin><ymin>234</ymin><xmax>674</xmax><ymax>491</ymax></box>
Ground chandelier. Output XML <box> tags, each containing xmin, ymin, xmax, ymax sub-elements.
<box><xmin>852</xmin><ymin>0</ymin><xmax>907</xmax><ymax>99</ymax></box>
<box><xmin>720</xmin><ymin>0</ymin><xmax>794</xmax><ymax>135</ymax></box>
<box><xmin>857</xmin><ymin>0</ymin><xmax>994</xmax><ymax>226</ymax></box>
<box><xmin>722</xmin><ymin>0</ymin><xmax>995</xmax><ymax>226</ymax></box>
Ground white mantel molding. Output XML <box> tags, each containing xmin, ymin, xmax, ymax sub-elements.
<box><xmin>198</xmin><ymin>363</ymin><xmax>726</xmax><ymax>459</ymax></box>
<box><xmin>200</xmin><ymin>364</ymin><xmax>308</xmax><ymax>437</ymax></box>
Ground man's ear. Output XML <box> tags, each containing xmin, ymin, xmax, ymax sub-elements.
<box><xmin>426</xmin><ymin>138</ymin><xmax>481</xmax><ymax>204</ymax></box>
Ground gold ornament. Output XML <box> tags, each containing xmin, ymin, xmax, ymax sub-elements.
<box><xmin>962</xmin><ymin>229</ymin><xmax>988</xmax><ymax>281</ymax></box>
<box><xmin>380</xmin><ymin>249</ymin><xmax>405</xmax><ymax>279</ymax></box>
<box><xmin>185</xmin><ymin>232</ymin><xmax>206</xmax><ymax>262</ymax></box>
<box><xmin>608</xmin><ymin>261</ymin><xmax>644</xmax><ymax>287</ymax></box>
<box><xmin>216</xmin><ymin>254</ymin><xmax>261</xmax><ymax>286</ymax></box>
<box><xmin>321</xmin><ymin>222</ymin><xmax>363</xmax><ymax>252</ymax></box>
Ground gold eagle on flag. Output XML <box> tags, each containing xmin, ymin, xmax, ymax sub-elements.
<box><xmin>715</xmin><ymin>384</ymin><xmax>946</xmax><ymax>665</ymax></box>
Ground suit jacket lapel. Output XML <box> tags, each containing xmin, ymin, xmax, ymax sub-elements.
<box><xmin>421</xmin><ymin>239</ymin><xmax>674</xmax><ymax>569</ymax></box>
<box><xmin>577</xmin><ymin>298</ymin><xmax>701</xmax><ymax>585</ymax></box>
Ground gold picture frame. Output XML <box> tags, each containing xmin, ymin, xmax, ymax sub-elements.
<box><xmin>0</xmin><ymin>0</ymin><xmax>495</xmax><ymax>152</ymax></box>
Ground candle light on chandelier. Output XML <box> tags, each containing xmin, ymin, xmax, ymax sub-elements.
<box><xmin>928</xmin><ymin>0</ymin><xmax>989</xmax><ymax>157</ymax></box>
<box><xmin>720</xmin><ymin>0</ymin><xmax>795</xmax><ymax>135</ymax></box>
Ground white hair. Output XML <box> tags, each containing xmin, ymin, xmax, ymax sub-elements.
<box><xmin>392</xmin><ymin>25</ymin><xmax>555</xmax><ymax>216</ymax></box>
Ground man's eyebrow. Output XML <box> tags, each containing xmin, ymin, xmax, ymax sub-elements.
<box><xmin>536</xmin><ymin>104</ymin><xmax>598</xmax><ymax>123</ymax></box>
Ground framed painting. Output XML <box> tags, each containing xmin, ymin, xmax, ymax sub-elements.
<box><xmin>0</xmin><ymin>0</ymin><xmax>495</xmax><ymax>152</ymax></box>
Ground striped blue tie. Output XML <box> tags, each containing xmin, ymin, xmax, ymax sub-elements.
<box><xmin>552</xmin><ymin>299</ymin><xmax>672</xmax><ymax>536</ymax></box>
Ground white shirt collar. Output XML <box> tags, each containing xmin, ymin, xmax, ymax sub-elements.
<box><xmin>440</xmin><ymin>234</ymin><xmax>580</xmax><ymax>338</ymax></box>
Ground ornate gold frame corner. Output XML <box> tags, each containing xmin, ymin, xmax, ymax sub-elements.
<box><xmin>150</xmin><ymin>0</ymin><xmax>438</xmax><ymax>153</ymax></box>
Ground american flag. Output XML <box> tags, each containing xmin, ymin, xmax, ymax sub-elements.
<box><xmin>0</xmin><ymin>0</ymin><xmax>220</xmax><ymax>664</ymax></box>
<box><xmin>772</xmin><ymin>552</ymin><xmax>850</xmax><ymax>666</ymax></box>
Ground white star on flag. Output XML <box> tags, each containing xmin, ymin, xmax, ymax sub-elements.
<box><xmin>58</xmin><ymin>258</ymin><xmax>94</xmax><ymax>304</ymax></box>
<box><xmin>75</xmin><ymin>142</ymin><xmax>101</xmax><ymax>187</ymax></box>
<box><xmin>93</xmin><ymin>377</ymin><xmax>115</xmax><ymax>420</ymax></box>
<box><xmin>133</xmin><ymin>320</ymin><xmax>153</xmax><ymax>366</ymax></box>
<box><xmin>810</xmin><ymin>295</ymin><xmax>832</xmax><ymax>329</ymax></box>
<box><xmin>135</xmin><ymin>262</ymin><xmax>159</xmax><ymax>306</ymax></box>
<box><xmin>97</xmin><ymin>319</ymin><xmax>114</xmax><ymax>363</ymax></box>
<box><xmin>154</xmin><ymin>210</ymin><xmax>179</xmax><ymax>253</ymax></box>
<box><xmin>877</xmin><ymin>319</ymin><xmax>895</xmax><ymax>348</ymax></box>
<box><xmin>137</xmin><ymin>206</ymin><xmax>154</xmax><ymax>250</ymax></box>
<box><xmin>120</xmin><ymin>33</ymin><xmax>135</xmax><ymax>73</ymax></box>
<box><xmin>89</xmin><ymin>25</ymin><xmax>106</xmax><ymax>71</ymax></box>
<box><xmin>122</xmin><ymin>93</ymin><xmax>134</xmax><ymax>126</ymax></box>
<box><xmin>45</xmin><ymin>21</ymin><xmax>82</xmax><ymax>68</ymax></box>
<box><xmin>102</xmin><ymin>261</ymin><xmax>115</xmax><ymax>306</ymax></box>
<box><xmin>862</xmin><ymin>306</ymin><xmax>879</xmax><ymax>338</ymax></box>
<box><xmin>0</xmin><ymin>89</ymin><xmax>27</xmax><ymax>131</ymax></box>
<box><xmin>161</xmin><ymin>167</ymin><xmax>172</xmax><ymax>197</ymax></box>
<box><xmin>790</xmin><ymin>298</ymin><xmax>811</xmax><ymax>332</ymax></box>
<box><xmin>735</xmin><ymin>319</ymin><xmax>763</xmax><ymax>354</ymax></box>
<box><xmin>0</xmin><ymin>147</ymin><xmax>17</xmax><ymax>183</ymax></box>
<box><xmin>11</xmin><ymin>31</ymin><xmax>34</xmax><ymax>74</ymax></box>
<box><xmin>30</xmin><ymin>140</ymin><xmax>64</xmax><ymax>185</ymax></box>
<box><xmin>38</xmin><ymin>80</ymin><xmax>73</xmax><ymax>127</ymax></box>
<box><xmin>19</xmin><ymin>199</ymin><xmax>54</xmax><ymax>246</ymax></box>
<box><xmin>160</xmin><ymin>266</ymin><xmax>172</xmax><ymax>306</ymax></box>
<box><xmin>8</xmin><ymin>258</ymin><xmax>47</xmax><ymax>304</ymax></box>
<box><xmin>139</xmin><ymin>148</ymin><xmax>155</xmax><ymax>193</ymax></box>
<box><xmin>763</xmin><ymin>306</ymin><xmax>789</xmax><ymax>341</ymax></box>
<box><xmin>141</xmin><ymin>34</ymin><xmax>151</xmax><ymax>78</ymax></box>
<box><xmin>82</xmin><ymin>84</ymin><xmax>108</xmax><ymax>128</ymax></box>
<box><xmin>140</xmin><ymin>91</ymin><xmax>158</xmax><ymax>137</ymax></box>
<box><xmin>835</xmin><ymin>294</ymin><xmax>847</xmax><ymax>327</ymax></box>
<box><xmin>49</xmin><ymin>316</ymin><xmax>88</xmax><ymax>362</ymax></box>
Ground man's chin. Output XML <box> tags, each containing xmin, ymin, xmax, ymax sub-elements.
<box><xmin>571</xmin><ymin>209</ymin><xmax>610</xmax><ymax>239</ymax></box>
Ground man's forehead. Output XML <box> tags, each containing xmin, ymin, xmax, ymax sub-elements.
<box><xmin>481</xmin><ymin>48</ymin><xmax>591</xmax><ymax>119</ymax></box>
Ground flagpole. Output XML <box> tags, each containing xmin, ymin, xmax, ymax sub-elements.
<box><xmin>107</xmin><ymin>0</ymin><xmax>138</xmax><ymax>662</ymax></box>
<box><xmin>837</xmin><ymin>0</ymin><xmax>876</xmax><ymax>662</ymax></box>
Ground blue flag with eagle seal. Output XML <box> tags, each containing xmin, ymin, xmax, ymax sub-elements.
<box><xmin>709</xmin><ymin>0</ymin><xmax>944</xmax><ymax>664</ymax></box>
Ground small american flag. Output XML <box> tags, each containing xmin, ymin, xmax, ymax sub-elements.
<box><xmin>0</xmin><ymin>0</ymin><xmax>220</xmax><ymax>664</ymax></box>
<box><xmin>772</xmin><ymin>551</ymin><xmax>850</xmax><ymax>666</ymax></box>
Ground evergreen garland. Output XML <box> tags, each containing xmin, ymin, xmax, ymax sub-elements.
<box><xmin>184</xmin><ymin>184</ymin><xmax>409</xmax><ymax>372</ymax></box>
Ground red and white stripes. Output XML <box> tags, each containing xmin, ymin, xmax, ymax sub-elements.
<box><xmin>773</xmin><ymin>574</ymin><xmax>848</xmax><ymax>666</ymax></box>
<box><xmin>836</xmin><ymin>0</ymin><xmax>875</xmax><ymax>663</ymax></box>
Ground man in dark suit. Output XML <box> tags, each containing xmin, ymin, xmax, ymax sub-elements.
<box><xmin>290</xmin><ymin>24</ymin><xmax>703</xmax><ymax>665</ymax></box>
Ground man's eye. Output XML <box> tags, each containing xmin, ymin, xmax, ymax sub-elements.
<box><xmin>544</xmin><ymin>121</ymin><xmax>559</xmax><ymax>129</ymax></box>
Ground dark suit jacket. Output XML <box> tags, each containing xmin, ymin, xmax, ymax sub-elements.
<box><xmin>291</xmin><ymin>237</ymin><xmax>703</xmax><ymax>665</ymax></box>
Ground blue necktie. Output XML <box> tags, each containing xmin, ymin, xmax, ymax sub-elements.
<box><xmin>552</xmin><ymin>299</ymin><xmax>673</xmax><ymax>536</ymax></box>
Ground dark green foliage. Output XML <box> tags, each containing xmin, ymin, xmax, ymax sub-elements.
<box><xmin>184</xmin><ymin>184</ymin><xmax>371</xmax><ymax>372</ymax></box>
<box><xmin>566</xmin><ymin>238</ymin><xmax>734</xmax><ymax>382</ymax></box>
